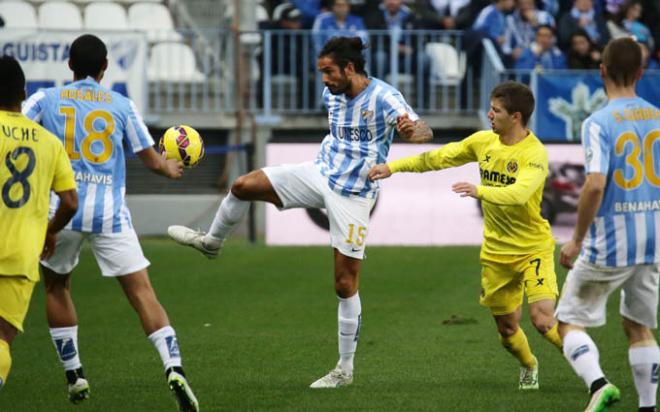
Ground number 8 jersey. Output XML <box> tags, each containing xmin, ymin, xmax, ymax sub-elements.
<box><xmin>0</xmin><ymin>110</ymin><xmax>76</xmax><ymax>281</ymax></box>
<box><xmin>23</xmin><ymin>77</ymin><xmax>154</xmax><ymax>234</ymax></box>
<box><xmin>581</xmin><ymin>96</ymin><xmax>660</xmax><ymax>267</ymax></box>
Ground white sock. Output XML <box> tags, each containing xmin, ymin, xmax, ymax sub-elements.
<box><xmin>629</xmin><ymin>345</ymin><xmax>660</xmax><ymax>408</ymax></box>
<box><xmin>148</xmin><ymin>326</ymin><xmax>183</xmax><ymax>370</ymax></box>
<box><xmin>337</xmin><ymin>292</ymin><xmax>361</xmax><ymax>375</ymax></box>
<box><xmin>563</xmin><ymin>330</ymin><xmax>605</xmax><ymax>389</ymax></box>
<box><xmin>49</xmin><ymin>326</ymin><xmax>82</xmax><ymax>371</ymax></box>
<box><xmin>207</xmin><ymin>191</ymin><xmax>250</xmax><ymax>241</ymax></box>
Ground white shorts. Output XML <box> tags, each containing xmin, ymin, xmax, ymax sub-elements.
<box><xmin>555</xmin><ymin>257</ymin><xmax>660</xmax><ymax>328</ymax></box>
<box><xmin>263</xmin><ymin>161</ymin><xmax>375</xmax><ymax>259</ymax></box>
<box><xmin>41</xmin><ymin>229</ymin><xmax>151</xmax><ymax>277</ymax></box>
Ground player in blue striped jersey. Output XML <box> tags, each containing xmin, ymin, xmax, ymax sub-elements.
<box><xmin>168</xmin><ymin>36</ymin><xmax>432</xmax><ymax>388</ymax></box>
<box><xmin>23</xmin><ymin>35</ymin><xmax>198</xmax><ymax>411</ymax></box>
<box><xmin>557</xmin><ymin>37</ymin><xmax>660</xmax><ymax>412</ymax></box>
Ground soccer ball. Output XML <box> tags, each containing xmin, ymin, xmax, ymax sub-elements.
<box><xmin>159</xmin><ymin>125</ymin><xmax>204</xmax><ymax>167</ymax></box>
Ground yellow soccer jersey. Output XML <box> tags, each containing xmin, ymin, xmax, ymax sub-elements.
<box><xmin>0</xmin><ymin>110</ymin><xmax>76</xmax><ymax>282</ymax></box>
<box><xmin>388</xmin><ymin>130</ymin><xmax>554</xmax><ymax>255</ymax></box>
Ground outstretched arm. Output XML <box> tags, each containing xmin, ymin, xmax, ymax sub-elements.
<box><xmin>369</xmin><ymin>136</ymin><xmax>478</xmax><ymax>181</ymax></box>
<box><xmin>137</xmin><ymin>147</ymin><xmax>183</xmax><ymax>179</ymax></box>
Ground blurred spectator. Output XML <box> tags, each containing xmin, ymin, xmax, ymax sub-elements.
<box><xmin>364</xmin><ymin>0</ymin><xmax>427</xmax><ymax>78</ymax></box>
<box><xmin>558</xmin><ymin>0</ymin><xmax>610</xmax><ymax>49</ymax></box>
<box><xmin>472</xmin><ymin>0</ymin><xmax>516</xmax><ymax>47</ymax></box>
<box><xmin>503</xmin><ymin>0</ymin><xmax>556</xmax><ymax>60</ymax></box>
<box><xmin>312</xmin><ymin>0</ymin><xmax>368</xmax><ymax>52</ymax></box>
<box><xmin>262</xmin><ymin>3</ymin><xmax>305</xmax><ymax>76</ymax></box>
<box><xmin>450</xmin><ymin>0</ymin><xmax>492</xmax><ymax>29</ymax></box>
<box><xmin>514</xmin><ymin>24</ymin><xmax>567</xmax><ymax>69</ymax></box>
<box><xmin>566</xmin><ymin>28</ymin><xmax>601</xmax><ymax>68</ymax></box>
<box><xmin>293</xmin><ymin>0</ymin><xmax>324</xmax><ymax>29</ymax></box>
<box><xmin>429</xmin><ymin>0</ymin><xmax>471</xmax><ymax>29</ymax></box>
<box><xmin>607</xmin><ymin>0</ymin><xmax>653</xmax><ymax>50</ymax></box>
<box><xmin>639</xmin><ymin>41</ymin><xmax>660</xmax><ymax>69</ymax></box>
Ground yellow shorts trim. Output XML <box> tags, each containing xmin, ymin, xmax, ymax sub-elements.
<box><xmin>0</xmin><ymin>276</ymin><xmax>35</xmax><ymax>333</ymax></box>
<box><xmin>479</xmin><ymin>250</ymin><xmax>558</xmax><ymax>315</ymax></box>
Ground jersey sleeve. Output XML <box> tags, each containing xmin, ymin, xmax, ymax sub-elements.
<box><xmin>22</xmin><ymin>90</ymin><xmax>47</xmax><ymax>122</ymax></box>
<box><xmin>51</xmin><ymin>139</ymin><xmax>76</xmax><ymax>193</ymax></box>
<box><xmin>382</xmin><ymin>91</ymin><xmax>419</xmax><ymax>126</ymax></box>
<box><xmin>581</xmin><ymin>116</ymin><xmax>610</xmax><ymax>174</ymax></box>
<box><xmin>477</xmin><ymin>148</ymin><xmax>548</xmax><ymax>206</ymax></box>
<box><xmin>388</xmin><ymin>133</ymin><xmax>479</xmax><ymax>173</ymax></box>
<box><xmin>124</xmin><ymin>99</ymin><xmax>155</xmax><ymax>154</ymax></box>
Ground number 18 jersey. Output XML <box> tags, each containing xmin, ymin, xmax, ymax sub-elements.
<box><xmin>23</xmin><ymin>77</ymin><xmax>154</xmax><ymax>234</ymax></box>
<box><xmin>581</xmin><ymin>97</ymin><xmax>660</xmax><ymax>267</ymax></box>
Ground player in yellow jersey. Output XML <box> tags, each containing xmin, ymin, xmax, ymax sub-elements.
<box><xmin>0</xmin><ymin>56</ymin><xmax>78</xmax><ymax>391</ymax></box>
<box><xmin>369</xmin><ymin>81</ymin><xmax>562</xmax><ymax>389</ymax></box>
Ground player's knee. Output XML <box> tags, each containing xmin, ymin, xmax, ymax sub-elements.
<box><xmin>231</xmin><ymin>175</ymin><xmax>253</xmax><ymax>200</ymax></box>
<box><xmin>334</xmin><ymin>276</ymin><xmax>357</xmax><ymax>298</ymax></box>
<box><xmin>622</xmin><ymin>317</ymin><xmax>653</xmax><ymax>343</ymax></box>
<box><xmin>497</xmin><ymin>323</ymin><xmax>518</xmax><ymax>337</ymax></box>
<box><xmin>531</xmin><ymin>316</ymin><xmax>554</xmax><ymax>335</ymax></box>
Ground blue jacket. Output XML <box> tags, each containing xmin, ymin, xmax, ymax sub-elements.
<box><xmin>514</xmin><ymin>44</ymin><xmax>567</xmax><ymax>69</ymax></box>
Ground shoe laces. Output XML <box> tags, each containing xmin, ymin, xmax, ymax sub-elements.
<box><xmin>520</xmin><ymin>366</ymin><xmax>536</xmax><ymax>384</ymax></box>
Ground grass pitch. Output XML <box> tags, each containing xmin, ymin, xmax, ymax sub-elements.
<box><xmin>0</xmin><ymin>240</ymin><xmax>649</xmax><ymax>411</ymax></box>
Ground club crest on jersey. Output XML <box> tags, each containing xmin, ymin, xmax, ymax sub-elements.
<box><xmin>55</xmin><ymin>338</ymin><xmax>77</xmax><ymax>361</ymax></box>
<box><xmin>361</xmin><ymin>110</ymin><xmax>373</xmax><ymax>120</ymax></box>
<box><xmin>506</xmin><ymin>160</ymin><xmax>518</xmax><ymax>174</ymax></box>
<box><xmin>165</xmin><ymin>336</ymin><xmax>181</xmax><ymax>358</ymax></box>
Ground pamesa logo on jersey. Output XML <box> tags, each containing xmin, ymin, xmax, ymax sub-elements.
<box><xmin>548</xmin><ymin>82</ymin><xmax>607</xmax><ymax>141</ymax></box>
<box><xmin>109</xmin><ymin>40</ymin><xmax>138</xmax><ymax>71</ymax></box>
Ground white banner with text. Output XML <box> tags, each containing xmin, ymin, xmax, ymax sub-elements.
<box><xmin>0</xmin><ymin>30</ymin><xmax>147</xmax><ymax>114</ymax></box>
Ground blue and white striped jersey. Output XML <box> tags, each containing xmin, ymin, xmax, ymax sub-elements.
<box><xmin>315</xmin><ymin>77</ymin><xmax>419</xmax><ymax>198</ymax></box>
<box><xmin>23</xmin><ymin>77</ymin><xmax>154</xmax><ymax>234</ymax></box>
<box><xmin>580</xmin><ymin>96</ymin><xmax>660</xmax><ymax>267</ymax></box>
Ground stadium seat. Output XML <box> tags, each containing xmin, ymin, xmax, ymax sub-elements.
<box><xmin>0</xmin><ymin>1</ymin><xmax>37</xmax><ymax>29</ymax></box>
<box><xmin>38</xmin><ymin>1</ymin><xmax>82</xmax><ymax>30</ymax></box>
<box><xmin>84</xmin><ymin>2</ymin><xmax>128</xmax><ymax>30</ymax></box>
<box><xmin>128</xmin><ymin>2</ymin><xmax>183</xmax><ymax>42</ymax></box>
<box><xmin>147</xmin><ymin>42</ymin><xmax>205</xmax><ymax>83</ymax></box>
<box><xmin>425</xmin><ymin>43</ymin><xmax>466</xmax><ymax>86</ymax></box>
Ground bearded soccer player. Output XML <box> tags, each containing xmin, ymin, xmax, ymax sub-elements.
<box><xmin>0</xmin><ymin>56</ymin><xmax>78</xmax><ymax>391</ymax></box>
<box><xmin>22</xmin><ymin>34</ymin><xmax>198</xmax><ymax>411</ymax></box>
<box><xmin>168</xmin><ymin>36</ymin><xmax>433</xmax><ymax>388</ymax></box>
<box><xmin>557</xmin><ymin>37</ymin><xmax>660</xmax><ymax>412</ymax></box>
<box><xmin>369</xmin><ymin>81</ymin><xmax>562</xmax><ymax>390</ymax></box>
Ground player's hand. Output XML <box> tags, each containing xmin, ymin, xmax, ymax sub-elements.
<box><xmin>368</xmin><ymin>164</ymin><xmax>392</xmax><ymax>181</ymax></box>
<box><xmin>452</xmin><ymin>182</ymin><xmax>478</xmax><ymax>198</ymax></box>
<box><xmin>41</xmin><ymin>231</ymin><xmax>57</xmax><ymax>260</ymax></box>
<box><xmin>560</xmin><ymin>240</ymin><xmax>581</xmax><ymax>269</ymax></box>
<box><xmin>162</xmin><ymin>151</ymin><xmax>184</xmax><ymax>179</ymax></box>
<box><xmin>396</xmin><ymin>113</ymin><xmax>415</xmax><ymax>140</ymax></box>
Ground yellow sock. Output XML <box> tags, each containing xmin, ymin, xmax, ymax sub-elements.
<box><xmin>543</xmin><ymin>323</ymin><xmax>562</xmax><ymax>350</ymax></box>
<box><xmin>500</xmin><ymin>328</ymin><xmax>536</xmax><ymax>368</ymax></box>
<box><xmin>0</xmin><ymin>339</ymin><xmax>11</xmax><ymax>389</ymax></box>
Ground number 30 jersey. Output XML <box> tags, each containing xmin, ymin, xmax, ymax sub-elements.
<box><xmin>0</xmin><ymin>110</ymin><xmax>76</xmax><ymax>281</ymax></box>
<box><xmin>23</xmin><ymin>77</ymin><xmax>154</xmax><ymax>234</ymax></box>
<box><xmin>581</xmin><ymin>97</ymin><xmax>660</xmax><ymax>267</ymax></box>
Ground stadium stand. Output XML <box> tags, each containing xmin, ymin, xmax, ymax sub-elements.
<box><xmin>38</xmin><ymin>1</ymin><xmax>83</xmax><ymax>30</ymax></box>
<box><xmin>0</xmin><ymin>0</ymin><xmax>37</xmax><ymax>28</ymax></box>
<box><xmin>148</xmin><ymin>41</ymin><xmax>205</xmax><ymax>83</ymax></box>
<box><xmin>128</xmin><ymin>2</ymin><xmax>183</xmax><ymax>42</ymax></box>
<box><xmin>84</xmin><ymin>2</ymin><xmax>129</xmax><ymax>30</ymax></box>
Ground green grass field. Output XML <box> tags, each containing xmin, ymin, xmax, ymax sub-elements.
<box><xmin>0</xmin><ymin>240</ymin><xmax>652</xmax><ymax>411</ymax></box>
